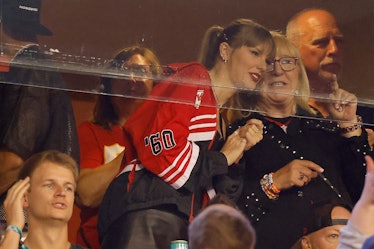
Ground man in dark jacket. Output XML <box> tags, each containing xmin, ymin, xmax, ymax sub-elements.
<box><xmin>0</xmin><ymin>0</ymin><xmax>79</xmax><ymax>212</ymax></box>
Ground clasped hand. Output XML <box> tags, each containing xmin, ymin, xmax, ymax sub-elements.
<box><xmin>220</xmin><ymin>119</ymin><xmax>263</xmax><ymax>166</ymax></box>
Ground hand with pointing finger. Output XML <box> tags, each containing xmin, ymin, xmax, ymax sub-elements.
<box><xmin>326</xmin><ymin>74</ymin><xmax>358</xmax><ymax>122</ymax></box>
<box><xmin>272</xmin><ymin>159</ymin><xmax>324</xmax><ymax>190</ymax></box>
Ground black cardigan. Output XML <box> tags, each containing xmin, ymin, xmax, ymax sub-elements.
<box><xmin>215</xmin><ymin>108</ymin><xmax>373</xmax><ymax>249</ymax></box>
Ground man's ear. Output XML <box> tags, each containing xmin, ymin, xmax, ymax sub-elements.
<box><xmin>301</xmin><ymin>236</ymin><xmax>312</xmax><ymax>249</ymax></box>
<box><xmin>219</xmin><ymin>42</ymin><xmax>231</xmax><ymax>62</ymax></box>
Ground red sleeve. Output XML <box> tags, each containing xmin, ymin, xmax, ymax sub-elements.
<box><xmin>124</xmin><ymin>63</ymin><xmax>217</xmax><ymax>189</ymax></box>
<box><xmin>78</xmin><ymin>122</ymin><xmax>105</xmax><ymax>169</ymax></box>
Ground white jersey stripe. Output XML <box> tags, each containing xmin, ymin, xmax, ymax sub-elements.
<box><xmin>118</xmin><ymin>160</ymin><xmax>144</xmax><ymax>176</ymax></box>
<box><xmin>188</xmin><ymin>131</ymin><xmax>216</xmax><ymax>141</ymax></box>
<box><xmin>190</xmin><ymin>114</ymin><xmax>216</xmax><ymax>122</ymax></box>
<box><xmin>158</xmin><ymin>141</ymin><xmax>190</xmax><ymax>178</ymax></box>
<box><xmin>189</xmin><ymin>122</ymin><xmax>216</xmax><ymax>130</ymax></box>
<box><xmin>164</xmin><ymin>142</ymin><xmax>192</xmax><ymax>183</ymax></box>
<box><xmin>170</xmin><ymin>142</ymin><xmax>200</xmax><ymax>189</ymax></box>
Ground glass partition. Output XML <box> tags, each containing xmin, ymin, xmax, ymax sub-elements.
<box><xmin>0</xmin><ymin>0</ymin><xmax>373</xmax><ymax>126</ymax></box>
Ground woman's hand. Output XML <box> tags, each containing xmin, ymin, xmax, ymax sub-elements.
<box><xmin>272</xmin><ymin>160</ymin><xmax>324</xmax><ymax>190</ymax></box>
<box><xmin>220</xmin><ymin>130</ymin><xmax>247</xmax><ymax>166</ymax></box>
<box><xmin>220</xmin><ymin>119</ymin><xmax>263</xmax><ymax>166</ymax></box>
<box><xmin>238</xmin><ymin>118</ymin><xmax>264</xmax><ymax>150</ymax></box>
<box><xmin>3</xmin><ymin>177</ymin><xmax>30</xmax><ymax>230</ymax></box>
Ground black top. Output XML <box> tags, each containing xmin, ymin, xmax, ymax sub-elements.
<box><xmin>0</xmin><ymin>45</ymin><xmax>79</xmax><ymax>163</ymax></box>
<box><xmin>215</xmin><ymin>108</ymin><xmax>373</xmax><ymax>249</ymax></box>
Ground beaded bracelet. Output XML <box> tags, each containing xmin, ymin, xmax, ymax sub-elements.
<box><xmin>6</xmin><ymin>224</ymin><xmax>22</xmax><ymax>237</ymax></box>
<box><xmin>337</xmin><ymin>115</ymin><xmax>362</xmax><ymax>134</ymax></box>
<box><xmin>260</xmin><ymin>173</ymin><xmax>280</xmax><ymax>200</ymax></box>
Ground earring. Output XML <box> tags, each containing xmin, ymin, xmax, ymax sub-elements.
<box><xmin>220</xmin><ymin>55</ymin><xmax>228</xmax><ymax>63</ymax></box>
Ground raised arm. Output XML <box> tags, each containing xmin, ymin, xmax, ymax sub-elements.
<box><xmin>349</xmin><ymin>156</ymin><xmax>374</xmax><ymax>235</ymax></box>
<box><xmin>0</xmin><ymin>178</ymin><xmax>29</xmax><ymax>249</ymax></box>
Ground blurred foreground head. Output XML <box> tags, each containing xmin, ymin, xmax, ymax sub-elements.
<box><xmin>188</xmin><ymin>203</ymin><xmax>256</xmax><ymax>249</ymax></box>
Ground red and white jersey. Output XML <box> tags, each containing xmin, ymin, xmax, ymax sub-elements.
<box><xmin>123</xmin><ymin>62</ymin><xmax>218</xmax><ymax>189</ymax></box>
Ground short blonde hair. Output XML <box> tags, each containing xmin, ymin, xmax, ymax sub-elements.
<box><xmin>270</xmin><ymin>31</ymin><xmax>314</xmax><ymax>114</ymax></box>
<box><xmin>189</xmin><ymin>204</ymin><xmax>256</xmax><ymax>249</ymax></box>
<box><xmin>18</xmin><ymin>150</ymin><xmax>79</xmax><ymax>184</ymax></box>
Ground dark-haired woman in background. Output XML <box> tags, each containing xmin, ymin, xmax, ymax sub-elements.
<box><xmin>75</xmin><ymin>46</ymin><xmax>162</xmax><ymax>249</ymax></box>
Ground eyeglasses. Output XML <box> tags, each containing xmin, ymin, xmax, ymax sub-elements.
<box><xmin>267</xmin><ymin>57</ymin><xmax>298</xmax><ymax>72</ymax></box>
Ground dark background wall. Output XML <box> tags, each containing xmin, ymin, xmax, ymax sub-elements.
<box><xmin>39</xmin><ymin>0</ymin><xmax>373</xmax><ymax>101</ymax></box>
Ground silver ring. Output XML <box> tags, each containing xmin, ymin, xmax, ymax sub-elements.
<box><xmin>298</xmin><ymin>173</ymin><xmax>305</xmax><ymax>181</ymax></box>
<box><xmin>335</xmin><ymin>104</ymin><xmax>343</xmax><ymax>112</ymax></box>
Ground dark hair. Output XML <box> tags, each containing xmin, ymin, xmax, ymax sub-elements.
<box><xmin>93</xmin><ymin>46</ymin><xmax>161</xmax><ymax>129</ymax></box>
<box><xmin>198</xmin><ymin>18</ymin><xmax>275</xmax><ymax>70</ymax></box>
<box><xmin>18</xmin><ymin>150</ymin><xmax>79</xmax><ymax>183</ymax></box>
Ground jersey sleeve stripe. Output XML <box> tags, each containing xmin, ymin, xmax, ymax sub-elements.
<box><xmin>163</xmin><ymin>142</ymin><xmax>193</xmax><ymax>183</ymax></box>
<box><xmin>158</xmin><ymin>141</ymin><xmax>191</xmax><ymax>178</ymax></box>
<box><xmin>190</xmin><ymin>114</ymin><xmax>217</xmax><ymax>122</ymax></box>
<box><xmin>168</xmin><ymin>142</ymin><xmax>200</xmax><ymax>189</ymax></box>
<box><xmin>188</xmin><ymin>131</ymin><xmax>216</xmax><ymax>141</ymax></box>
<box><xmin>189</xmin><ymin>122</ymin><xmax>216</xmax><ymax>130</ymax></box>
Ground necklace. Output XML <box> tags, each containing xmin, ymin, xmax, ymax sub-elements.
<box><xmin>264</xmin><ymin>117</ymin><xmax>291</xmax><ymax>133</ymax></box>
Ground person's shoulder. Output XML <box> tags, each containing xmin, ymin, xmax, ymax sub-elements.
<box><xmin>78</xmin><ymin>120</ymin><xmax>93</xmax><ymax>128</ymax></box>
<box><xmin>165</xmin><ymin>62</ymin><xmax>210</xmax><ymax>81</ymax></box>
<box><xmin>78</xmin><ymin>121</ymin><xmax>97</xmax><ymax>133</ymax></box>
<box><xmin>363</xmin><ymin>235</ymin><xmax>374</xmax><ymax>249</ymax></box>
<box><xmin>166</xmin><ymin>62</ymin><xmax>207</xmax><ymax>72</ymax></box>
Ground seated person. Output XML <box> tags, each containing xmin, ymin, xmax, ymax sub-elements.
<box><xmin>75</xmin><ymin>46</ymin><xmax>161</xmax><ymax>249</ymax></box>
<box><xmin>188</xmin><ymin>203</ymin><xmax>256</xmax><ymax>249</ymax></box>
<box><xmin>290</xmin><ymin>200</ymin><xmax>351</xmax><ymax>249</ymax></box>
<box><xmin>0</xmin><ymin>0</ymin><xmax>79</xmax><ymax>229</ymax></box>
<box><xmin>0</xmin><ymin>150</ymin><xmax>86</xmax><ymax>249</ymax></box>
